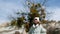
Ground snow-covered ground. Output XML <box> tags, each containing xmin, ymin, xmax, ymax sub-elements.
<box><xmin>0</xmin><ymin>26</ymin><xmax>26</xmax><ymax>34</ymax></box>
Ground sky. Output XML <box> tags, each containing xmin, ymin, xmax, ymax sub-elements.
<box><xmin>0</xmin><ymin>0</ymin><xmax>60</xmax><ymax>23</ymax></box>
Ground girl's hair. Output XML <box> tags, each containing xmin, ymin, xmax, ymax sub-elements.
<box><xmin>37</xmin><ymin>21</ymin><xmax>41</xmax><ymax>25</ymax></box>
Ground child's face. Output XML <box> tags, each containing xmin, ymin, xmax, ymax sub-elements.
<box><xmin>33</xmin><ymin>19</ymin><xmax>39</xmax><ymax>24</ymax></box>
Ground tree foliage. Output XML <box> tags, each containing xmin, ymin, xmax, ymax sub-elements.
<box><xmin>10</xmin><ymin>0</ymin><xmax>46</xmax><ymax>31</ymax></box>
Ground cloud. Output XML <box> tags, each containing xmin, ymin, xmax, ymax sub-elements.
<box><xmin>0</xmin><ymin>0</ymin><xmax>60</xmax><ymax>24</ymax></box>
<box><xmin>0</xmin><ymin>0</ymin><xmax>29</xmax><ymax>24</ymax></box>
<box><xmin>46</xmin><ymin>7</ymin><xmax>60</xmax><ymax>21</ymax></box>
<box><xmin>0</xmin><ymin>0</ymin><xmax>24</xmax><ymax>23</ymax></box>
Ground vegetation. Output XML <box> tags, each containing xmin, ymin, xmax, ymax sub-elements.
<box><xmin>9</xmin><ymin>0</ymin><xmax>47</xmax><ymax>32</ymax></box>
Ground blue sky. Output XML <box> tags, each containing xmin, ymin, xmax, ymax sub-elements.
<box><xmin>0</xmin><ymin>0</ymin><xmax>60</xmax><ymax>23</ymax></box>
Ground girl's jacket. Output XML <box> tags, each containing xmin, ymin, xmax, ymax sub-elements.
<box><xmin>29</xmin><ymin>24</ymin><xmax>46</xmax><ymax>34</ymax></box>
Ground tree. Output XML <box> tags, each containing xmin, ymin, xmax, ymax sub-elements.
<box><xmin>9</xmin><ymin>11</ymin><xmax>26</xmax><ymax>29</ymax></box>
<box><xmin>24</xmin><ymin>0</ymin><xmax>47</xmax><ymax>32</ymax></box>
<box><xmin>9</xmin><ymin>0</ymin><xmax>47</xmax><ymax>32</ymax></box>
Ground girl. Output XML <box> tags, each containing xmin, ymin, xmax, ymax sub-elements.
<box><xmin>29</xmin><ymin>17</ymin><xmax>46</xmax><ymax>34</ymax></box>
